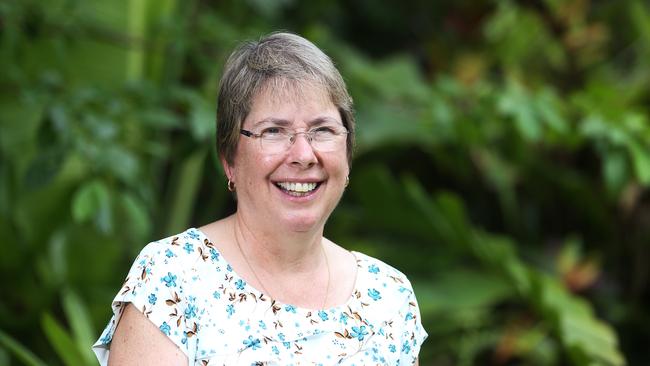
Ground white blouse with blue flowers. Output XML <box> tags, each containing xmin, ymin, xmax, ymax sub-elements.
<box><xmin>93</xmin><ymin>228</ymin><xmax>427</xmax><ymax>365</ymax></box>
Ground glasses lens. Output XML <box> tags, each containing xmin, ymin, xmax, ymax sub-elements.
<box><xmin>259</xmin><ymin>129</ymin><xmax>347</xmax><ymax>153</ymax></box>
<box><xmin>311</xmin><ymin>133</ymin><xmax>346</xmax><ymax>152</ymax></box>
<box><xmin>260</xmin><ymin>133</ymin><xmax>289</xmax><ymax>154</ymax></box>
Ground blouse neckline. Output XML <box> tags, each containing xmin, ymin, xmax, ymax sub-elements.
<box><xmin>190</xmin><ymin>227</ymin><xmax>363</xmax><ymax>315</ymax></box>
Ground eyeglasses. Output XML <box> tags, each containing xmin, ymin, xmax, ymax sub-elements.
<box><xmin>240</xmin><ymin>125</ymin><xmax>349</xmax><ymax>154</ymax></box>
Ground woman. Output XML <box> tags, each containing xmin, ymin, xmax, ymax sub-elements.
<box><xmin>93</xmin><ymin>32</ymin><xmax>427</xmax><ymax>365</ymax></box>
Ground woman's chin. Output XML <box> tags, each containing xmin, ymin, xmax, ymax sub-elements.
<box><xmin>280</xmin><ymin>213</ymin><xmax>325</xmax><ymax>233</ymax></box>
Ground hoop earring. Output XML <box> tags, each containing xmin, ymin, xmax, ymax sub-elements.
<box><xmin>227</xmin><ymin>179</ymin><xmax>235</xmax><ymax>192</ymax></box>
<box><xmin>345</xmin><ymin>176</ymin><xmax>350</xmax><ymax>187</ymax></box>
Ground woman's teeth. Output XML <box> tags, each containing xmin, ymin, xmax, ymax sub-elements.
<box><xmin>276</xmin><ymin>182</ymin><xmax>318</xmax><ymax>196</ymax></box>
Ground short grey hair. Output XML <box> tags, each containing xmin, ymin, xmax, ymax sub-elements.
<box><xmin>217</xmin><ymin>32</ymin><xmax>355</xmax><ymax>166</ymax></box>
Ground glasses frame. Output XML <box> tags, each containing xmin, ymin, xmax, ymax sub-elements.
<box><xmin>240</xmin><ymin>127</ymin><xmax>349</xmax><ymax>153</ymax></box>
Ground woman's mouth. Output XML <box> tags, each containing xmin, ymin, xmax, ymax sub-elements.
<box><xmin>274</xmin><ymin>181</ymin><xmax>322</xmax><ymax>197</ymax></box>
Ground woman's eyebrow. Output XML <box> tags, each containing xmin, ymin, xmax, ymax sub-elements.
<box><xmin>253</xmin><ymin>118</ymin><xmax>292</xmax><ymax>127</ymax></box>
<box><xmin>308</xmin><ymin>116</ymin><xmax>342</xmax><ymax>126</ymax></box>
<box><xmin>252</xmin><ymin>116</ymin><xmax>341</xmax><ymax>127</ymax></box>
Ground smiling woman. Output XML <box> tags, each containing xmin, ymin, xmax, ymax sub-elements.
<box><xmin>92</xmin><ymin>32</ymin><xmax>427</xmax><ymax>365</ymax></box>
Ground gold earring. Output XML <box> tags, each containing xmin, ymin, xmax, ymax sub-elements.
<box><xmin>227</xmin><ymin>179</ymin><xmax>235</xmax><ymax>192</ymax></box>
<box><xmin>345</xmin><ymin>176</ymin><xmax>350</xmax><ymax>187</ymax></box>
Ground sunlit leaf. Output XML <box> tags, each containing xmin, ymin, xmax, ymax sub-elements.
<box><xmin>41</xmin><ymin>313</ymin><xmax>87</xmax><ymax>366</ymax></box>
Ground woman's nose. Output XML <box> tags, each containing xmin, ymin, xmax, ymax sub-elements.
<box><xmin>288</xmin><ymin>133</ymin><xmax>317</xmax><ymax>167</ymax></box>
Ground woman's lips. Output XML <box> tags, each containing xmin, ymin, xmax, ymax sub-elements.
<box><xmin>274</xmin><ymin>181</ymin><xmax>323</xmax><ymax>197</ymax></box>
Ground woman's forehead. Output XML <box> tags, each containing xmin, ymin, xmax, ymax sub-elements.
<box><xmin>245</xmin><ymin>80</ymin><xmax>339</xmax><ymax>127</ymax></box>
<box><xmin>255</xmin><ymin>78</ymin><xmax>332</xmax><ymax>106</ymax></box>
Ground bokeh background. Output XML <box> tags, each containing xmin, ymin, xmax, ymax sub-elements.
<box><xmin>1</xmin><ymin>0</ymin><xmax>649</xmax><ymax>365</ymax></box>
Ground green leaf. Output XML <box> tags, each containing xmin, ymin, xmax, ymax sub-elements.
<box><xmin>416</xmin><ymin>269</ymin><xmax>511</xmax><ymax>314</ymax></box>
<box><xmin>41</xmin><ymin>313</ymin><xmax>88</xmax><ymax>366</ymax></box>
<box><xmin>23</xmin><ymin>147</ymin><xmax>66</xmax><ymax>191</ymax></box>
<box><xmin>602</xmin><ymin>150</ymin><xmax>628</xmax><ymax>195</ymax></box>
<box><xmin>628</xmin><ymin>141</ymin><xmax>650</xmax><ymax>185</ymax></box>
<box><xmin>165</xmin><ymin>148</ymin><xmax>207</xmax><ymax>234</ymax></box>
<box><xmin>71</xmin><ymin>180</ymin><xmax>110</xmax><ymax>223</ymax></box>
<box><xmin>0</xmin><ymin>328</ymin><xmax>48</xmax><ymax>366</ymax></box>
<box><xmin>119</xmin><ymin>192</ymin><xmax>151</xmax><ymax>239</ymax></box>
<box><xmin>189</xmin><ymin>94</ymin><xmax>216</xmax><ymax>141</ymax></box>
<box><xmin>62</xmin><ymin>289</ymin><xmax>96</xmax><ymax>365</ymax></box>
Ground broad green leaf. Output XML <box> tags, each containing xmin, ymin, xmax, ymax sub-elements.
<box><xmin>416</xmin><ymin>269</ymin><xmax>511</xmax><ymax>313</ymax></box>
<box><xmin>41</xmin><ymin>313</ymin><xmax>88</xmax><ymax>366</ymax></box>
<box><xmin>23</xmin><ymin>147</ymin><xmax>66</xmax><ymax>191</ymax></box>
<box><xmin>628</xmin><ymin>141</ymin><xmax>650</xmax><ymax>185</ymax></box>
<box><xmin>0</xmin><ymin>329</ymin><xmax>47</xmax><ymax>366</ymax></box>
<box><xmin>119</xmin><ymin>192</ymin><xmax>151</xmax><ymax>239</ymax></box>
<box><xmin>165</xmin><ymin>148</ymin><xmax>207</xmax><ymax>234</ymax></box>
<box><xmin>189</xmin><ymin>94</ymin><xmax>216</xmax><ymax>141</ymax></box>
<box><xmin>71</xmin><ymin>180</ymin><xmax>110</xmax><ymax>223</ymax></box>
<box><xmin>62</xmin><ymin>289</ymin><xmax>96</xmax><ymax>365</ymax></box>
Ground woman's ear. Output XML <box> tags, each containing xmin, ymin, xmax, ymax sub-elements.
<box><xmin>221</xmin><ymin>157</ymin><xmax>233</xmax><ymax>181</ymax></box>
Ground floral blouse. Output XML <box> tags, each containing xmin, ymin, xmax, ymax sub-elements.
<box><xmin>93</xmin><ymin>228</ymin><xmax>427</xmax><ymax>365</ymax></box>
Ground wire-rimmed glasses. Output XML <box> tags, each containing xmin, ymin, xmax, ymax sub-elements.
<box><xmin>240</xmin><ymin>125</ymin><xmax>349</xmax><ymax>154</ymax></box>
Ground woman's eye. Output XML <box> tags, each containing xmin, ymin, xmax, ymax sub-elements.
<box><xmin>262</xmin><ymin>127</ymin><xmax>283</xmax><ymax>135</ymax></box>
<box><xmin>313</xmin><ymin>126</ymin><xmax>336</xmax><ymax>134</ymax></box>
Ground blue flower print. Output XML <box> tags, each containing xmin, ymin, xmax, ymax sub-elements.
<box><xmin>226</xmin><ymin>264</ymin><xmax>233</xmax><ymax>272</ymax></box>
<box><xmin>148</xmin><ymin>293</ymin><xmax>157</xmax><ymax>305</ymax></box>
<box><xmin>184</xmin><ymin>304</ymin><xmax>198</xmax><ymax>319</ymax></box>
<box><xmin>165</xmin><ymin>248</ymin><xmax>175</xmax><ymax>258</ymax></box>
<box><xmin>213</xmin><ymin>291</ymin><xmax>221</xmax><ymax>299</ymax></box>
<box><xmin>235</xmin><ymin>279</ymin><xmax>246</xmax><ymax>290</ymax></box>
<box><xmin>278</xmin><ymin>333</ymin><xmax>286</xmax><ymax>341</ymax></box>
<box><xmin>350</xmin><ymin>326</ymin><xmax>368</xmax><ymax>341</ymax></box>
<box><xmin>99</xmin><ymin>332</ymin><xmax>112</xmax><ymax>344</ymax></box>
<box><xmin>161</xmin><ymin>272</ymin><xmax>177</xmax><ymax>287</ymax></box>
<box><xmin>368</xmin><ymin>264</ymin><xmax>380</xmax><ymax>274</ymax></box>
<box><xmin>340</xmin><ymin>312</ymin><xmax>350</xmax><ymax>325</ymax></box>
<box><xmin>188</xmin><ymin>230</ymin><xmax>200</xmax><ymax>240</ymax></box>
<box><xmin>405</xmin><ymin>312</ymin><xmax>414</xmax><ymax>321</ymax></box>
<box><xmin>318</xmin><ymin>310</ymin><xmax>328</xmax><ymax>321</ymax></box>
<box><xmin>389</xmin><ymin>344</ymin><xmax>396</xmax><ymax>353</ymax></box>
<box><xmin>210</xmin><ymin>248</ymin><xmax>219</xmax><ymax>261</ymax></box>
<box><xmin>183</xmin><ymin>242</ymin><xmax>194</xmax><ymax>254</ymax></box>
<box><xmin>243</xmin><ymin>336</ymin><xmax>261</xmax><ymax>350</ymax></box>
<box><xmin>272</xmin><ymin>345</ymin><xmax>279</xmax><ymax>355</ymax></box>
<box><xmin>401</xmin><ymin>340</ymin><xmax>411</xmax><ymax>354</ymax></box>
<box><xmin>226</xmin><ymin>304</ymin><xmax>235</xmax><ymax>317</ymax></box>
<box><xmin>160</xmin><ymin>322</ymin><xmax>171</xmax><ymax>335</ymax></box>
<box><xmin>259</xmin><ymin>320</ymin><xmax>267</xmax><ymax>330</ymax></box>
<box><xmin>368</xmin><ymin>288</ymin><xmax>382</xmax><ymax>301</ymax></box>
<box><xmin>285</xmin><ymin>304</ymin><xmax>296</xmax><ymax>313</ymax></box>
<box><xmin>283</xmin><ymin>341</ymin><xmax>291</xmax><ymax>349</ymax></box>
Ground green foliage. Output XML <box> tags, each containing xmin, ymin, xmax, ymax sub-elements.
<box><xmin>2</xmin><ymin>0</ymin><xmax>649</xmax><ymax>365</ymax></box>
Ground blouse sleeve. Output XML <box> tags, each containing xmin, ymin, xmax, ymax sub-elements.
<box><xmin>92</xmin><ymin>241</ymin><xmax>199</xmax><ymax>365</ymax></box>
<box><xmin>395</xmin><ymin>281</ymin><xmax>428</xmax><ymax>365</ymax></box>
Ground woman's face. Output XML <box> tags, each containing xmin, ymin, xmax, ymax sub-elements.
<box><xmin>224</xmin><ymin>82</ymin><xmax>349</xmax><ymax>233</ymax></box>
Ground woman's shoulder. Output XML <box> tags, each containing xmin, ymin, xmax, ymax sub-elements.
<box><xmin>350</xmin><ymin>250</ymin><xmax>418</xmax><ymax>305</ymax></box>
<box><xmin>352</xmin><ymin>251</ymin><xmax>413</xmax><ymax>285</ymax></box>
<box><xmin>135</xmin><ymin>228</ymin><xmax>214</xmax><ymax>269</ymax></box>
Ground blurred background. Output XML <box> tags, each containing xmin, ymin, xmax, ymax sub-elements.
<box><xmin>1</xmin><ymin>0</ymin><xmax>649</xmax><ymax>365</ymax></box>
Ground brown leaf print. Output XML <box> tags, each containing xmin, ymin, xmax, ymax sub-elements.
<box><xmin>121</xmin><ymin>286</ymin><xmax>131</xmax><ymax>295</ymax></box>
<box><xmin>204</xmin><ymin>238</ymin><xmax>214</xmax><ymax>248</ymax></box>
<box><xmin>390</xmin><ymin>275</ymin><xmax>404</xmax><ymax>284</ymax></box>
<box><xmin>271</xmin><ymin>300</ymin><xmax>281</xmax><ymax>315</ymax></box>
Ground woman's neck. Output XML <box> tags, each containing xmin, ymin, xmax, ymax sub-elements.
<box><xmin>230</xmin><ymin>211</ymin><xmax>325</xmax><ymax>274</ymax></box>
